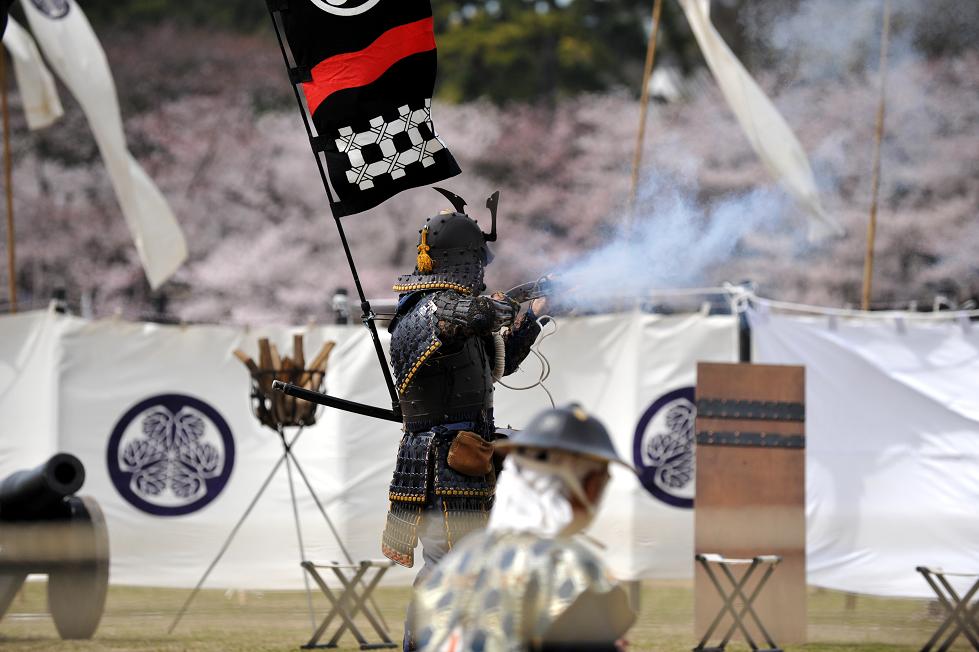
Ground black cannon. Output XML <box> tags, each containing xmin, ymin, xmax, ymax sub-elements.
<box><xmin>0</xmin><ymin>454</ymin><xmax>109</xmax><ymax>639</ymax></box>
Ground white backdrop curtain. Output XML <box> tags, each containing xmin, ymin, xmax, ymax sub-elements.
<box><xmin>5</xmin><ymin>305</ymin><xmax>974</xmax><ymax>596</ymax></box>
<box><xmin>0</xmin><ymin>309</ymin><xmax>735</xmax><ymax>588</ymax></box>
<box><xmin>749</xmin><ymin>305</ymin><xmax>979</xmax><ymax>598</ymax></box>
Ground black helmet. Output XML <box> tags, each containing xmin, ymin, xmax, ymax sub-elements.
<box><xmin>496</xmin><ymin>404</ymin><xmax>633</xmax><ymax>470</ymax></box>
<box><xmin>393</xmin><ymin>188</ymin><xmax>499</xmax><ymax>296</ymax></box>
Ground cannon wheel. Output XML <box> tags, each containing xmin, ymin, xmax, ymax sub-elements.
<box><xmin>48</xmin><ymin>496</ymin><xmax>109</xmax><ymax>640</ymax></box>
<box><xmin>0</xmin><ymin>572</ymin><xmax>27</xmax><ymax>623</ymax></box>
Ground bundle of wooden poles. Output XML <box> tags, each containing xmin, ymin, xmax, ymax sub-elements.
<box><xmin>233</xmin><ymin>335</ymin><xmax>335</xmax><ymax>429</ymax></box>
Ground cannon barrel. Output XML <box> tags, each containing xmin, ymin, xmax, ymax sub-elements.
<box><xmin>0</xmin><ymin>453</ymin><xmax>85</xmax><ymax>522</ymax></box>
<box><xmin>0</xmin><ymin>455</ymin><xmax>107</xmax><ymax>640</ymax></box>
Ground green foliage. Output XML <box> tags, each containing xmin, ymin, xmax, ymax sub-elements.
<box><xmin>434</xmin><ymin>0</ymin><xmax>649</xmax><ymax>103</ymax></box>
<box><xmin>75</xmin><ymin>0</ymin><xmax>657</xmax><ymax>104</ymax></box>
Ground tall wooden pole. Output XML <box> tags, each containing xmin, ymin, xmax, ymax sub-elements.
<box><xmin>628</xmin><ymin>0</ymin><xmax>664</xmax><ymax>219</ymax></box>
<box><xmin>1</xmin><ymin>48</ymin><xmax>15</xmax><ymax>313</ymax></box>
<box><xmin>861</xmin><ymin>0</ymin><xmax>891</xmax><ymax>311</ymax></box>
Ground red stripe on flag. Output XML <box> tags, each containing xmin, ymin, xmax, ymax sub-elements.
<box><xmin>302</xmin><ymin>17</ymin><xmax>436</xmax><ymax>116</ymax></box>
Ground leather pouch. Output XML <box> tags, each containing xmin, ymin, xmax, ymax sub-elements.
<box><xmin>446</xmin><ymin>430</ymin><xmax>494</xmax><ymax>476</ymax></box>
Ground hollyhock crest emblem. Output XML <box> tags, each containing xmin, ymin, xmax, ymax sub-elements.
<box><xmin>107</xmin><ymin>394</ymin><xmax>235</xmax><ymax>516</ymax></box>
<box><xmin>633</xmin><ymin>387</ymin><xmax>696</xmax><ymax>509</ymax></box>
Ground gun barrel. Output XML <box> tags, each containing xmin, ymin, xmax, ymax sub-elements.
<box><xmin>273</xmin><ymin>381</ymin><xmax>402</xmax><ymax>423</ymax></box>
<box><xmin>0</xmin><ymin>453</ymin><xmax>85</xmax><ymax>522</ymax></box>
<box><xmin>505</xmin><ymin>275</ymin><xmax>556</xmax><ymax>304</ymax></box>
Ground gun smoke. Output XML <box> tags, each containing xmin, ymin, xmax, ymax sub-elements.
<box><xmin>549</xmin><ymin>173</ymin><xmax>793</xmax><ymax>311</ymax></box>
<box><xmin>542</xmin><ymin>0</ymin><xmax>979</xmax><ymax>313</ymax></box>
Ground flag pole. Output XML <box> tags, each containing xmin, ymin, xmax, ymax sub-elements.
<box><xmin>861</xmin><ymin>0</ymin><xmax>891</xmax><ymax>311</ymax></box>
<box><xmin>266</xmin><ymin>4</ymin><xmax>400</xmax><ymax>414</ymax></box>
<box><xmin>628</xmin><ymin>0</ymin><xmax>664</xmax><ymax>220</ymax></box>
<box><xmin>1</xmin><ymin>47</ymin><xmax>16</xmax><ymax>313</ymax></box>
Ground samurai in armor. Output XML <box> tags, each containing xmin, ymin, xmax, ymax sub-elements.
<box><xmin>382</xmin><ymin>188</ymin><xmax>546</xmax><ymax>576</ymax></box>
<box><xmin>411</xmin><ymin>404</ymin><xmax>637</xmax><ymax>652</ymax></box>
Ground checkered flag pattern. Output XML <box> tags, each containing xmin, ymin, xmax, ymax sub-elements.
<box><xmin>334</xmin><ymin>99</ymin><xmax>446</xmax><ymax>192</ymax></box>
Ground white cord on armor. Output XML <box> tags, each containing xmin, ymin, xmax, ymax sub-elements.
<box><xmin>497</xmin><ymin>315</ymin><xmax>557</xmax><ymax>408</ymax></box>
<box><xmin>492</xmin><ymin>331</ymin><xmax>506</xmax><ymax>381</ymax></box>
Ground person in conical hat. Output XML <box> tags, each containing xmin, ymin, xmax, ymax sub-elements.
<box><xmin>410</xmin><ymin>404</ymin><xmax>637</xmax><ymax>652</ymax></box>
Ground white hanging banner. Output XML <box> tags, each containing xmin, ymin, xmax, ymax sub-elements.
<box><xmin>2</xmin><ymin>17</ymin><xmax>63</xmax><ymax>130</ymax></box>
<box><xmin>19</xmin><ymin>0</ymin><xmax>187</xmax><ymax>289</ymax></box>
<box><xmin>678</xmin><ymin>0</ymin><xmax>844</xmax><ymax>240</ymax></box>
<box><xmin>749</xmin><ymin>308</ymin><xmax>979</xmax><ymax>597</ymax></box>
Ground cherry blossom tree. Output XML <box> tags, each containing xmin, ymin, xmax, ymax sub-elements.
<box><xmin>1</xmin><ymin>21</ymin><xmax>975</xmax><ymax>323</ymax></box>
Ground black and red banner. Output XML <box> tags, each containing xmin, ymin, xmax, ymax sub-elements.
<box><xmin>272</xmin><ymin>0</ymin><xmax>461</xmax><ymax>218</ymax></box>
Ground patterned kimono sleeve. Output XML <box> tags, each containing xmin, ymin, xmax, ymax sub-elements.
<box><xmin>535</xmin><ymin>543</ymin><xmax>634</xmax><ymax>651</ymax></box>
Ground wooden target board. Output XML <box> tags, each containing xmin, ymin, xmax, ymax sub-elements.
<box><xmin>694</xmin><ymin>362</ymin><xmax>807</xmax><ymax>645</ymax></box>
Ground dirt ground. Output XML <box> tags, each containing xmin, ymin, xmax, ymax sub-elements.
<box><xmin>0</xmin><ymin>580</ymin><xmax>970</xmax><ymax>651</ymax></box>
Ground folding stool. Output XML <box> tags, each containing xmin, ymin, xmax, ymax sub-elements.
<box><xmin>694</xmin><ymin>363</ymin><xmax>807</xmax><ymax>646</ymax></box>
<box><xmin>694</xmin><ymin>553</ymin><xmax>783</xmax><ymax>652</ymax></box>
<box><xmin>916</xmin><ymin>567</ymin><xmax>979</xmax><ymax>652</ymax></box>
<box><xmin>302</xmin><ymin>560</ymin><xmax>398</xmax><ymax>650</ymax></box>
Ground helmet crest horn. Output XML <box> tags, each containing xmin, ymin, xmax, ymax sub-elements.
<box><xmin>432</xmin><ymin>187</ymin><xmax>467</xmax><ymax>215</ymax></box>
<box><xmin>484</xmin><ymin>191</ymin><xmax>500</xmax><ymax>243</ymax></box>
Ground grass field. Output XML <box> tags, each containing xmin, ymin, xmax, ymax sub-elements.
<box><xmin>0</xmin><ymin>580</ymin><xmax>970</xmax><ymax>651</ymax></box>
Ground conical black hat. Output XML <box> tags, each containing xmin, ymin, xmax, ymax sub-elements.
<box><xmin>497</xmin><ymin>404</ymin><xmax>634</xmax><ymax>471</ymax></box>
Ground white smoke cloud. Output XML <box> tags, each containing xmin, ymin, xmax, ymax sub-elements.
<box><xmin>550</xmin><ymin>172</ymin><xmax>794</xmax><ymax>308</ymax></box>
<box><xmin>546</xmin><ymin>0</ymin><xmax>979</xmax><ymax>311</ymax></box>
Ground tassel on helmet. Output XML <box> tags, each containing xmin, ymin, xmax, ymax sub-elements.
<box><xmin>416</xmin><ymin>226</ymin><xmax>434</xmax><ymax>274</ymax></box>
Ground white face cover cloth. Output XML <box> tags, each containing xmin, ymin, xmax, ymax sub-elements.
<box><xmin>488</xmin><ymin>452</ymin><xmax>604</xmax><ymax>538</ymax></box>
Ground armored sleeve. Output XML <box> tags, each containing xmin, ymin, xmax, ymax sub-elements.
<box><xmin>503</xmin><ymin>308</ymin><xmax>543</xmax><ymax>376</ymax></box>
<box><xmin>433</xmin><ymin>291</ymin><xmax>516</xmax><ymax>340</ymax></box>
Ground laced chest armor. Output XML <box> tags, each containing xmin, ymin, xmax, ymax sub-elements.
<box><xmin>390</xmin><ymin>291</ymin><xmax>503</xmax><ymax>431</ymax></box>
